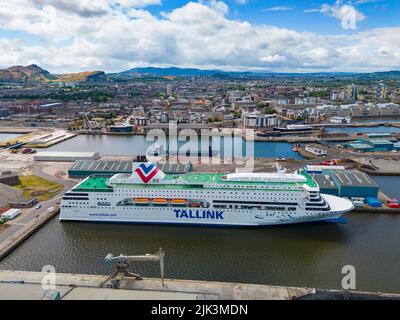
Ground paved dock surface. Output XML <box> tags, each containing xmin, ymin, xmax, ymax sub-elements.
<box><xmin>0</xmin><ymin>270</ymin><xmax>399</xmax><ymax>300</ymax></box>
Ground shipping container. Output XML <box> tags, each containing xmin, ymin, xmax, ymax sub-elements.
<box><xmin>1</xmin><ymin>208</ymin><xmax>22</xmax><ymax>220</ymax></box>
<box><xmin>366</xmin><ymin>197</ymin><xmax>382</xmax><ymax>208</ymax></box>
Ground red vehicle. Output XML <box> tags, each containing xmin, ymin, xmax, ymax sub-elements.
<box><xmin>320</xmin><ymin>160</ymin><xmax>338</xmax><ymax>166</ymax></box>
<box><xmin>22</xmin><ymin>148</ymin><xmax>36</xmax><ymax>154</ymax></box>
<box><xmin>388</xmin><ymin>203</ymin><xmax>400</xmax><ymax>209</ymax></box>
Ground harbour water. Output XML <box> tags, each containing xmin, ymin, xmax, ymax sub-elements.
<box><xmin>371</xmin><ymin>176</ymin><xmax>400</xmax><ymax>199</ymax></box>
<box><xmin>0</xmin><ymin>133</ymin><xmax>21</xmax><ymax>142</ymax></box>
<box><xmin>47</xmin><ymin>134</ymin><xmax>303</xmax><ymax>159</ymax></box>
<box><xmin>327</xmin><ymin>125</ymin><xmax>400</xmax><ymax>134</ymax></box>
<box><xmin>352</xmin><ymin>117</ymin><xmax>400</xmax><ymax>124</ymax></box>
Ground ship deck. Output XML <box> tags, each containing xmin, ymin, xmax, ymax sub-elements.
<box><xmin>72</xmin><ymin>171</ymin><xmax>317</xmax><ymax>192</ymax></box>
<box><xmin>73</xmin><ymin>176</ymin><xmax>113</xmax><ymax>192</ymax></box>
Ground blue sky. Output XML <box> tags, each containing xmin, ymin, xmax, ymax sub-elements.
<box><xmin>0</xmin><ymin>0</ymin><xmax>399</xmax><ymax>73</ymax></box>
<box><xmin>149</xmin><ymin>0</ymin><xmax>400</xmax><ymax>34</ymax></box>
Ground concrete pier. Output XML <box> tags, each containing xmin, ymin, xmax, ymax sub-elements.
<box><xmin>0</xmin><ymin>270</ymin><xmax>399</xmax><ymax>300</ymax></box>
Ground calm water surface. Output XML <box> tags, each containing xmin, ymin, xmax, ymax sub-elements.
<box><xmin>0</xmin><ymin>214</ymin><xmax>399</xmax><ymax>293</ymax></box>
<box><xmin>371</xmin><ymin>176</ymin><xmax>400</xmax><ymax>199</ymax></box>
<box><xmin>327</xmin><ymin>126</ymin><xmax>400</xmax><ymax>134</ymax></box>
<box><xmin>47</xmin><ymin>135</ymin><xmax>303</xmax><ymax>159</ymax></box>
<box><xmin>0</xmin><ymin>133</ymin><xmax>21</xmax><ymax>142</ymax></box>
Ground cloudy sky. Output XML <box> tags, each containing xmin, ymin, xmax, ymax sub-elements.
<box><xmin>0</xmin><ymin>0</ymin><xmax>399</xmax><ymax>73</ymax></box>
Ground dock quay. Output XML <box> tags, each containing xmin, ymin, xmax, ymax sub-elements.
<box><xmin>0</xmin><ymin>127</ymin><xmax>38</xmax><ymax>134</ymax></box>
<box><xmin>353</xmin><ymin>158</ymin><xmax>400</xmax><ymax>176</ymax></box>
<box><xmin>0</xmin><ymin>207</ymin><xmax>60</xmax><ymax>260</ymax></box>
<box><xmin>0</xmin><ymin>130</ymin><xmax>77</xmax><ymax>149</ymax></box>
<box><xmin>0</xmin><ymin>270</ymin><xmax>399</xmax><ymax>300</ymax></box>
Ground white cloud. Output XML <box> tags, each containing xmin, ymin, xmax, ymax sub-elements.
<box><xmin>0</xmin><ymin>1</ymin><xmax>399</xmax><ymax>73</ymax></box>
<box><xmin>113</xmin><ymin>0</ymin><xmax>162</xmax><ymax>8</ymax></box>
<box><xmin>235</xmin><ymin>0</ymin><xmax>249</xmax><ymax>5</ymax></box>
<box><xmin>263</xmin><ymin>6</ymin><xmax>295</xmax><ymax>12</ymax></box>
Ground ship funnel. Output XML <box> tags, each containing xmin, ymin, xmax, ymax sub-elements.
<box><xmin>132</xmin><ymin>161</ymin><xmax>165</xmax><ymax>183</ymax></box>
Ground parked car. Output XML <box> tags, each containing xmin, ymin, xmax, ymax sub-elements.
<box><xmin>388</xmin><ymin>203</ymin><xmax>400</xmax><ymax>209</ymax></box>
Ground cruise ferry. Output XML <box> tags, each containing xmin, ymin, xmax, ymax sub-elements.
<box><xmin>59</xmin><ymin>162</ymin><xmax>354</xmax><ymax>227</ymax></box>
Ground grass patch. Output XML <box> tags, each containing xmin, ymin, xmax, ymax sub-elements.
<box><xmin>15</xmin><ymin>175</ymin><xmax>63</xmax><ymax>201</ymax></box>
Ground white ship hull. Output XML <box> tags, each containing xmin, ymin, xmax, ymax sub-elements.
<box><xmin>60</xmin><ymin>192</ymin><xmax>351</xmax><ymax>227</ymax></box>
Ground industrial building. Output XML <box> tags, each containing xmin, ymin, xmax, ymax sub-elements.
<box><xmin>0</xmin><ymin>170</ymin><xmax>20</xmax><ymax>186</ymax></box>
<box><xmin>313</xmin><ymin>169</ymin><xmax>379</xmax><ymax>198</ymax></box>
<box><xmin>68</xmin><ymin>160</ymin><xmax>192</xmax><ymax>178</ymax></box>
<box><xmin>8</xmin><ymin>197</ymin><xmax>38</xmax><ymax>208</ymax></box>
<box><xmin>344</xmin><ymin>139</ymin><xmax>400</xmax><ymax>153</ymax></box>
<box><xmin>34</xmin><ymin>151</ymin><xmax>100</xmax><ymax>162</ymax></box>
<box><xmin>305</xmin><ymin>145</ymin><xmax>327</xmax><ymax>156</ymax></box>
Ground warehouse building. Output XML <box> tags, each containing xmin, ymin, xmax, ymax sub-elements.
<box><xmin>323</xmin><ymin>169</ymin><xmax>379</xmax><ymax>198</ymax></box>
<box><xmin>68</xmin><ymin>160</ymin><xmax>192</xmax><ymax>178</ymax></box>
<box><xmin>345</xmin><ymin>139</ymin><xmax>400</xmax><ymax>153</ymax></box>
<box><xmin>34</xmin><ymin>151</ymin><xmax>100</xmax><ymax>162</ymax></box>
<box><xmin>313</xmin><ymin>174</ymin><xmax>338</xmax><ymax>196</ymax></box>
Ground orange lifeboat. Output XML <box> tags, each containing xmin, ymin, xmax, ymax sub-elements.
<box><xmin>134</xmin><ymin>198</ymin><xmax>150</xmax><ymax>204</ymax></box>
<box><xmin>153</xmin><ymin>198</ymin><xmax>168</xmax><ymax>205</ymax></box>
<box><xmin>171</xmin><ymin>199</ymin><xmax>187</xmax><ymax>205</ymax></box>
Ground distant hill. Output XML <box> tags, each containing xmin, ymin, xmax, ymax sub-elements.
<box><xmin>56</xmin><ymin>71</ymin><xmax>107</xmax><ymax>82</ymax></box>
<box><xmin>0</xmin><ymin>65</ymin><xmax>107</xmax><ymax>83</ymax></box>
<box><xmin>114</xmin><ymin>66</ymin><xmax>400</xmax><ymax>79</ymax></box>
<box><xmin>115</xmin><ymin>67</ymin><xmax>365</xmax><ymax>78</ymax></box>
<box><xmin>368</xmin><ymin>71</ymin><xmax>400</xmax><ymax>78</ymax></box>
<box><xmin>1</xmin><ymin>64</ymin><xmax>399</xmax><ymax>82</ymax></box>
<box><xmin>0</xmin><ymin>64</ymin><xmax>56</xmax><ymax>82</ymax></box>
<box><xmin>119</xmin><ymin>67</ymin><xmax>222</xmax><ymax>76</ymax></box>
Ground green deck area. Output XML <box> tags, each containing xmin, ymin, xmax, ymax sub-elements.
<box><xmin>178</xmin><ymin>172</ymin><xmax>317</xmax><ymax>188</ymax></box>
<box><xmin>73</xmin><ymin>176</ymin><xmax>113</xmax><ymax>192</ymax></box>
<box><xmin>73</xmin><ymin>171</ymin><xmax>317</xmax><ymax>192</ymax></box>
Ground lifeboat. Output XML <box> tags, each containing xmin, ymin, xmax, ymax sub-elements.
<box><xmin>134</xmin><ymin>198</ymin><xmax>150</xmax><ymax>204</ymax></box>
<box><xmin>171</xmin><ymin>199</ymin><xmax>187</xmax><ymax>205</ymax></box>
<box><xmin>153</xmin><ymin>198</ymin><xmax>168</xmax><ymax>205</ymax></box>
